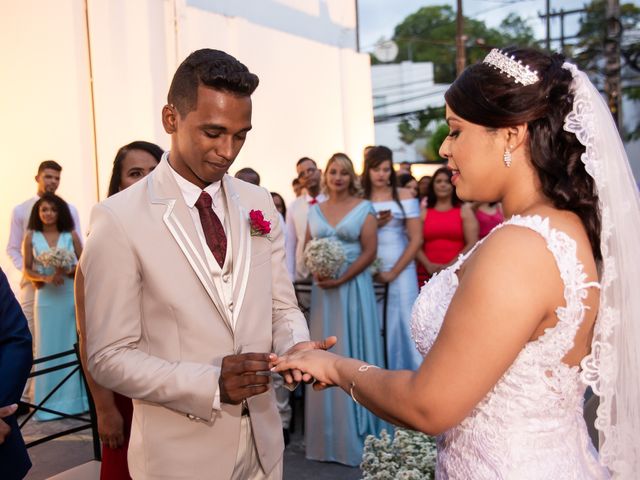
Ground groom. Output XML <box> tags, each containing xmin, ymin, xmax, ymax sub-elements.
<box><xmin>81</xmin><ymin>49</ymin><xmax>320</xmax><ymax>479</ymax></box>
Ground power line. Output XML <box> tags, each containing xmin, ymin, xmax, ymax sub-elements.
<box><xmin>373</xmin><ymin>78</ymin><xmax>438</xmax><ymax>93</ymax></box>
<box><xmin>373</xmin><ymin>88</ymin><xmax>449</xmax><ymax>111</ymax></box>
<box><xmin>374</xmin><ymin>107</ymin><xmax>444</xmax><ymax>124</ymax></box>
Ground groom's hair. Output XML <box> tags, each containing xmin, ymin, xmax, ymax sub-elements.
<box><xmin>167</xmin><ymin>48</ymin><xmax>259</xmax><ymax>117</ymax></box>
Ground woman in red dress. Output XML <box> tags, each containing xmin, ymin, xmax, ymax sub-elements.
<box><xmin>416</xmin><ymin>167</ymin><xmax>478</xmax><ymax>286</ymax></box>
<box><xmin>474</xmin><ymin>202</ymin><xmax>504</xmax><ymax>239</ymax></box>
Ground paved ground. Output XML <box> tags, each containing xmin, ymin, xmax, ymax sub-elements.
<box><xmin>22</xmin><ymin>417</ymin><xmax>96</xmax><ymax>480</ymax></box>
<box><xmin>21</xmin><ymin>411</ymin><xmax>361</xmax><ymax>479</ymax></box>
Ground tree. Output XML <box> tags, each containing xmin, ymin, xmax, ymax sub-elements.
<box><xmin>573</xmin><ymin>0</ymin><xmax>640</xmax><ymax>139</ymax></box>
<box><xmin>389</xmin><ymin>5</ymin><xmax>540</xmax><ymax>157</ymax></box>
<box><xmin>426</xmin><ymin>123</ymin><xmax>450</xmax><ymax>162</ymax></box>
<box><xmin>398</xmin><ymin>105</ymin><xmax>445</xmax><ymax>146</ymax></box>
<box><xmin>390</xmin><ymin>5</ymin><xmax>539</xmax><ymax>84</ymax></box>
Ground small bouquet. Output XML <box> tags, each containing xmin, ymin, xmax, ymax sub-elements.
<box><xmin>303</xmin><ymin>238</ymin><xmax>346</xmax><ymax>279</ymax></box>
<box><xmin>36</xmin><ymin>247</ymin><xmax>76</xmax><ymax>271</ymax></box>
<box><xmin>369</xmin><ymin>257</ymin><xmax>383</xmax><ymax>276</ymax></box>
<box><xmin>361</xmin><ymin>427</ymin><xmax>437</xmax><ymax>480</ymax></box>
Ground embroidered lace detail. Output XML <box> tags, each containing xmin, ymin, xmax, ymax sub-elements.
<box><xmin>410</xmin><ymin>215</ymin><xmax>609</xmax><ymax>479</ymax></box>
<box><xmin>563</xmin><ymin>62</ymin><xmax>625</xmax><ymax>476</ymax></box>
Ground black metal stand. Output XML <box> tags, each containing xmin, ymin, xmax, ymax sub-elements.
<box><xmin>20</xmin><ymin>344</ymin><xmax>101</xmax><ymax>461</ymax></box>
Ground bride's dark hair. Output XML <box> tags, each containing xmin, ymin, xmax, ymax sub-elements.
<box><xmin>445</xmin><ymin>47</ymin><xmax>601</xmax><ymax>261</ymax></box>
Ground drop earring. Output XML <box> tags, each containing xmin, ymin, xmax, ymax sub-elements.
<box><xmin>503</xmin><ymin>148</ymin><xmax>512</xmax><ymax>167</ymax></box>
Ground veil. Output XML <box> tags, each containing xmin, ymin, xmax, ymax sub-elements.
<box><xmin>563</xmin><ymin>62</ymin><xmax>640</xmax><ymax>477</ymax></box>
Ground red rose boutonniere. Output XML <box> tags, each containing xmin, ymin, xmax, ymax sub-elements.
<box><xmin>249</xmin><ymin>209</ymin><xmax>272</xmax><ymax>238</ymax></box>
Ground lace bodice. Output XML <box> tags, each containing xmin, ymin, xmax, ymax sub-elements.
<box><xmin>410</xmin><ymin>215</ymin><xmax>609</xmax><ymax>479</ymax></box>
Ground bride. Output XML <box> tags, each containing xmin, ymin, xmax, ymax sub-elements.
<box><xmin>274</xmin><ymin>48</ymin><xmax>640</xmax><ymax>478</ymax></box>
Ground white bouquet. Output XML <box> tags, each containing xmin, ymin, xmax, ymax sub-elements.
<box><xmin>303</xmin><ymin>238</ymin><xmax>346</xmax><ymax>279</ymax></box>
<box><xmin>361</xmin><ymin>427</ymin><xmax>437</xmax><ymax>480</ymax></box>
<box><xmin>36</xmin><ymin>247</ymin><xmax>76</xmax><ymax>270</ymax></box>
<box><xmin>369</xmin><ymin>257</ymin><xmax>383</xmax><ymax>276</ymax></box>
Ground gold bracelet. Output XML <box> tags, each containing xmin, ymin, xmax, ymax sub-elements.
<box><xmin>349</xmin><ymin>364</ymin><xmax>380</xmax><ymax>405</ymax></box>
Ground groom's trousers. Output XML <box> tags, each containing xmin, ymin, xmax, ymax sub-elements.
<box><xmin>230</xmin><ymin>415</ymin><xmax>283</xmax><ymax>480</ymax></box>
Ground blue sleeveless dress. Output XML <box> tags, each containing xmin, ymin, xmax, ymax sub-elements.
<box><xmin>32</xmin><ymin>231</ymin><xmax>87</xmax><ymax>420</ymax></box>
<box><xmin>305</xmin><ymin>201</ymin><xmax>389</xmax><ymax>466</ymax></box>
<box><xmin>373</xmin><ymin>198</ymin><xmax>422</xmax><ymax>370</ymax></box>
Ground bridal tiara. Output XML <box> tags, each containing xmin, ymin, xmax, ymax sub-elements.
<box><xmin>483</xmin><ymin>49</ymin><xmax>540</xmax><ymax>86</ymax></box>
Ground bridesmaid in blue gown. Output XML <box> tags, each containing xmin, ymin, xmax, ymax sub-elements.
<box><xmin>22</xmin><ymin>193</ymin><xmax>87</xmax><ymax>420</ymax></box>
<box><xmin>362</xmin><ymin>146</ymin><xmax>423</xmax><ymax>370</ymax></box>
<box><xmin>304</xmin><ymin>153</ymin><xmax>388</xmax><ymax>466</ymax></box>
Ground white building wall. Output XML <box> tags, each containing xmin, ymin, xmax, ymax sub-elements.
<box><xmin>372</xmin><ymin>61</ymin><xmax>448</xmax><ymax>162</ymax></box>
<box><xmin>0</xmin><ymin>0</ymin><xmax>373</xmax><ymax>290</ymax></box>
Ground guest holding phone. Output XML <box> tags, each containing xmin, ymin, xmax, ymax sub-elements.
<box><xmin>362</xmin><ymin>146</ymin><xmax>423</xmax><ymax>370</ymax></box>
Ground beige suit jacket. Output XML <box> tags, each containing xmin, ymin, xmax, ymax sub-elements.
<box><xmin>80</xmin><ymin>158</ymin><xmax>309</xmax><ymax>479</ymax></box>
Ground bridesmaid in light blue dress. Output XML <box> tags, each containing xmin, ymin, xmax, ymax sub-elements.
<box><xmin>305</xmin><ymin>153</ymin><xmax>388</xmax><ymax>466</ymax></box>
<box><xmin>363</xmin><ymin>146</ymin><xmax>423</xmax><ymax>370</ymax></box>
<box><xmin>23</xmin><ymin>193</ymin><xmax>88</xmax><ymax>421</ymax></box>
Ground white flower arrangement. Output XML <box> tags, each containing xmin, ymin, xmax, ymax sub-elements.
<box><xmin>361</xmin><ymin>427</ymin><xmax>437</xmax><ymax>480</ymax></box>
<box><xmin>36</xmin><ymin>247</ymin><xmax>76</xmax><ymax>270</ymax></box>
<box><xmin>303</xmin><ymin>238</ymin><xmax>346</xmax><ymax>279</ymax></box>
<box><xmin>369</xmin><ymin>257</ymin><xmax>383</xmax><ymax>276</ymax></box>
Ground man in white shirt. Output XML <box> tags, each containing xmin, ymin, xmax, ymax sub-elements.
<box><xmin>285</xmin><ymin>157</ymin><xmax>326</xmax><ymax>282</ymax></box>
<box><xmin>6</xmin><ymin>160</ymin><xmax>82</xmax><ymax>405</ymax></box>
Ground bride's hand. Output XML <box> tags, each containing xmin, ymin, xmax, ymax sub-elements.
<box><xmin>273</xmin><ymin>349</ymin><xmax>342</xmax><ymax>387</ymax></box>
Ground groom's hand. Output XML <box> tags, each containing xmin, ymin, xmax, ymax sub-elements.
<box><xmin>219</xmin><ymin>353</ymin><xmax>276</xmax><ymax>405</ymax></box>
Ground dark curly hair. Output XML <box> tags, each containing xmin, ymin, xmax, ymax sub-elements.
<box><xmin>426</xmin><ymin>166</ymin><xmax>461</xmax><ymax>208</ymax></box>
<box><xmin>445</xmin><ymin>47</ymin><xmax>601</xmax><ymax>260</ymax></box>
<box><xmin>168</xmin><ymin>49</ymin><xmax>259</xmax><ymax>117</ymax></box>
<box><xmin>27</xmin><ymin>193</ymin><xmax>75</xmax><ymax>233</ymax></box>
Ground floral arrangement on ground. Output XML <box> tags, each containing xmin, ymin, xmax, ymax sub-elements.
<box><xmin>361</xmin><ymin>427</ymin><xmax>437</xmax><ymax>480</ymax></box>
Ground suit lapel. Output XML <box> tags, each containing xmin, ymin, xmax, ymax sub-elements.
<box><xmin>222</xmin><ymin>176</ymin><xmax>252</xmax><ymax>326</ymax></box>
<box><xmin>148</xmin><ymin>157</ymin><xmax>233</xmax><ymax>334</ymax></box>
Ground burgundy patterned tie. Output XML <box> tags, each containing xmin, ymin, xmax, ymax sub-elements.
<box><xmin>194</xmin><ymin>191</ymin><xmax>227</xmax><ymax>268</ymax></box>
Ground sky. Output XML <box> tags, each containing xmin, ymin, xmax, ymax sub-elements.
<box><xmin>357</xmin><ymin>0</ymin><xmax>588</xmax><ymax>53</ymax></box>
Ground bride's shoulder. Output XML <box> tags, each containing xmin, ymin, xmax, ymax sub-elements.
<box><xmin>465</xmin><ymin>210</ymin><xmax>592</xmax><ymax>278</ymax></box>
<box><xmin>475</xmin><ymin>222</ymin><xmax>551</xmax><ymax>260</ymax></box>
<box><xmin>461</xmin><ymin>222</ymin><xmax>556</xmax><ymax>280</ymax></box>
<box><xmin>457</xmin><ymin>225</ymin><xmax>563</xmax><ymax>314</ymax></box>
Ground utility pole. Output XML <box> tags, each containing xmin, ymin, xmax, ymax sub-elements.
<box><xmin>545</xmin><ymin>0</ymin><xmax>551</xmax><ymax>51</ymax></box>
<box><xmin>605</xmin><ymin>0</ymin><xmax>622</xmax><ymax>127</ymax></box>
<box><xmin>455</xmin><ymin>0</ymin><xmax>465</xmax><ymax>76</ymax></box>
<box><xmin>538</xmin><ymin>7</ymin><xmax>585</xmax><ymax>53</ymax></box>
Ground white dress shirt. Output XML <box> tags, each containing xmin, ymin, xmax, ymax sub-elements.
<box><xmin>285</xmin><ymin>193</ymin><xmax>326</xmax><ymax>281</ymax></box>
<box><xmin>169</xmin><ymin>164</ymin><xmax>234</xmax><ymax>412</ymax></box>
<box><xmin>7</xmin><ymin>195</ymin><xmax>83</xmax><ymax>272</ymax></box>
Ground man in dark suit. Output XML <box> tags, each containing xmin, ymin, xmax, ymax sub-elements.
<box><xmin>0</xmin><ymin>267</ymin><xmax>32</xmax><ymax>479</ymax></box>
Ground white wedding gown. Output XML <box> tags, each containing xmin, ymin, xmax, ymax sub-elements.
<box><xmin>411</xmin><ymin>215</ymin><xmax>610</xmax><ymax>479</ymax></box>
